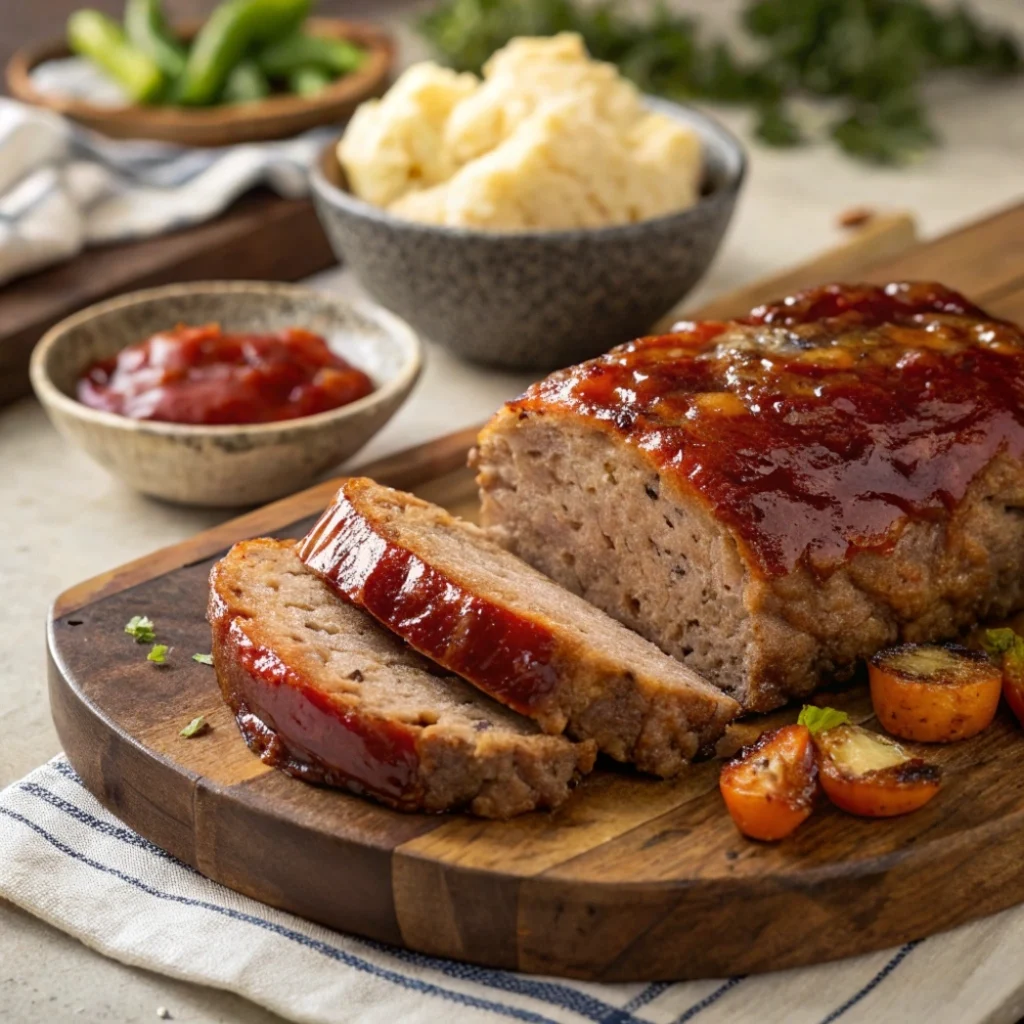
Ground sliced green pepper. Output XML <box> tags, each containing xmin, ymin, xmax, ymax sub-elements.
<box><xmin>124</xmin><ymin>0</ymin><xmax>186</xmax><ymax>79</ymax></box>
<box><xmin>257</xmin><ymin>32</ymin><xmax>365</xmax><ymax>78</ymax></box>
<box><xmin>67</xmin><ymin>9</ymin><xmax>164</xmax><ymax>104</ymax></box>
<box><xmin>288</xmin><ymin>64</ymin><xmax>334</xmax><ymax>96</ymax></box>
<box><xmin>221</xmin><ymin>59</ymin><xmax>271</xmax><ymax>103</ymax></box>
<box><xmin>175</xmin><ymin>0</ymin><xmax>310</xmax><ymax>106</ymax></box>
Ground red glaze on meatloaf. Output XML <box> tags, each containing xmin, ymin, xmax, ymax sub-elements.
<box><xmin>299</xmin><ymin>479</ymin><xmax>738</xmax><ymax>777</ymax></box>
<box><xmin>476</xmin><ymin>282</ymin><xmax>1024</xmax><ymax>710</ymax></box>
<box><xmin>513</xmin><ymin>282</ymin><xmax>1024</xmax><ymax>578</ymax></box>
<box><xmin>210</xmin><ymin>539</ymin><xmax>596</xmax><ymax>817</ymax></box>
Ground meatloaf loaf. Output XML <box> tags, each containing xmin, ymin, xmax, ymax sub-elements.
<box><xmin>475</xmin><ymin>282</ymin><xmax>1024</xmax><ymax>711</ymax></box>
<box><xmin>298</xmin><ymin>478</ymin><xmax>738</xmax><ymax>777</ymax></box>
<box><xmin>209</xmin><ymin>539</ymin><xmax>595</xmax><ymax>817</ymax></box>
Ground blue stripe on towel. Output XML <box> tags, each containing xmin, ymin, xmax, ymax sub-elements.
<box><xmin>18</xmin><ymin>781</ymin><xmax>197</xmax><ymax>871</ymax></box>
<box><xmin>0</xmin><ymin>804</ymin><xmax>563</xmax><ymax>1024</ymax></box>
<box><xmin>673</xmin><ymin>976</ymin><xmax>746</xmax><ymax>1023</ymax></box>
<box><xmin>817</xmin><ymin>943</ymin><xmax>920</xmax><ymax>1024</ymax></box>
<box><xmin>17</xmin><ymin>775</ymin><xmax>654</xmax><ymax>1024</ymax></box>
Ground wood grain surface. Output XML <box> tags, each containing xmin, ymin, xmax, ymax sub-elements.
<box><xmin>47</xmin><ymin>202</ymin><xmax>1024</xmax><ymax>981</ymax></box>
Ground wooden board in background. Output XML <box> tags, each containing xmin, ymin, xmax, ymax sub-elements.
<box><xmin>0</xmin><ymin>192</ymin><xmax>337</xmax><ymax>408</ymax></box>
<box><xmin>47</xmin><ymin>201</ymin><xmax>1024</xmax><ymax>981</ymax></box>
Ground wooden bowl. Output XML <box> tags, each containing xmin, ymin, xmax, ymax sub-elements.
<box><xmin>30</xmin><ymin>281</ymin><xmax>422</xmax><ymax>507</ymax></box>
<box><xmin>6</xmin><ymin>18</ymin><xmax>393</xmax><ymax>146</ymax></box>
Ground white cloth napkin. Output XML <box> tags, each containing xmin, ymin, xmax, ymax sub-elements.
<box><xmin>0</xmin><ymin>86</ymin><xmax>336</xmax><ymax>287</ymax></box>
<box><xmin>3</xmin><ymin>756</ymin><xmax>1024</xmax><ymax>1024</ymax></box>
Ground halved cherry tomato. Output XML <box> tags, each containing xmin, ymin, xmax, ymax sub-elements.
<box><xmin>813</xmin><ymin>723</ymin><xmax>941</xmax><ymax>817</ymax></box>
<box><xmin>983</xmin><ymin>628</ymin><xmax>1024</xmax><ymax>727</ymax></box>
<box><xmin>719</xmin><ymin>724</ymin><xmax>818</xmax><ymax>841</ymax></box>
<box><xmin>869</xmin><ymin>643</ymin><xmax>1001</xmax><ymax>743</ymax></box>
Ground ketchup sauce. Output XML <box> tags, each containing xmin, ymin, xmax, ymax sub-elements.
<box><xmin>77</xmin><ymin>324</ymin><xmax>374</xmax><ymax>425</ymax></box>
<box><xmin>509</xmin><ymin>282</ymin><xmax>1024</xmax><ymax>579</ymax></box>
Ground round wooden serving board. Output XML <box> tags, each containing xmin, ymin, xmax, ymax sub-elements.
<box><xmin>46</xmin><ymin>204</ymin><xmax>1024</xmax><ymax>981</ymax></box>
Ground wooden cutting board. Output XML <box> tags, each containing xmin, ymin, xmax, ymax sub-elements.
<box><xmin>47</xmin><ymin>202</ymin><xmax>1024</xmax><ymax>982</ymax></box>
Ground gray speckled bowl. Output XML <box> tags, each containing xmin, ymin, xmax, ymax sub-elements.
<box><xmin>30</xmin><ymin>282</ymin><xmax>421</xmax><ymax>507</ymax></box>
<box><xmin>311</xmin><ymin>98</ymin><xmax>746</xmax><ymax>371</ymax></box>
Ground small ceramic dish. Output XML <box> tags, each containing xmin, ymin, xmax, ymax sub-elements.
<box><xmin>310</xmin><ymin>98</ymin><xmax>746</xmax><ymax>371</ymax></box>
<box><xmin>6</xmin><ymin>19</ymin><xmax>393</xmax><ymax>146</ymax></box>
<box><xmin>30</xmin><ymin>281</ymin><xmax>421</xmax><ymax>507</ymax></box>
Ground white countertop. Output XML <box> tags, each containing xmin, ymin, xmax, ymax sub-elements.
<box><xmin>2</xmin><ymin>2</ymin><xmax>1023</xmax><ymax>1020</ymax></box>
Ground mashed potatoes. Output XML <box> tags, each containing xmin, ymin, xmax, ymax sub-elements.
<box><xmin>338</xmin><ymin>34</ymin><xmax>703</xmax><ymax>231</ymax></box>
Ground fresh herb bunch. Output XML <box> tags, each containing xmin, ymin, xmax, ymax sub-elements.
<box><xmin>418</xmin><ymin>0</ymin><xmax>1022</xmax><ymax>165</ymax></box>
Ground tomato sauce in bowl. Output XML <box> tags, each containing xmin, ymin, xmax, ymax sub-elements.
<box><xmin>77</xmin><ymin>324</ymin><xmax>375</xmax><ymax>425</ymax></box>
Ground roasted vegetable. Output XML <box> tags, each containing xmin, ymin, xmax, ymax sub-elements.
<box><xmin>221</xmin><ymin>58</ymin><xmax>271</xmax><ymax>103</ymax></box>
<box><xmin>288</xmin><ymin>65</ymin><xmax>334</xmax><ymax>96</ymax></box>
<box><xmin>257</xmin><ymin>31</ymin><xmax>365</xmax><ymax>78</ymax></box>
<box><xmin>124</xmin><ymin>0</ymin><xmax>187</xmax><ymax>79</ymax></box>
<box><xmin>812</xmin><ymin>722</ymin><xmax>941</xmax><ymax>817</ymax></box>
<box><xmin>175</xmin><ymin>0</ymin><xmax>310</xmax><ymax>106</ymax></box>
<box><xmin>869</xmin><ymin>643</ymin><xmax>1002</xmax><ymax>742</ymax></box>
<box><xmin>67</xmin><ymin>9</ymin><xmax>165</xmax><ymax>104</ymax></box>
<box><xmin>982</xmin><ymin>628</ymin><xmax>1024</xmax><ymax>727</ymax></box>
<box><xmin>719</xmin><ymin>724</ymin><xmax>818</xmax><ymax>841</ymax></box>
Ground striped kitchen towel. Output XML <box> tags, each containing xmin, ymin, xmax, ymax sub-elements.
<box><xmin>0</xmin><ymin>73</ymin><xmax>334</xmax><ymax>286</ymax></box>
<box><xmin>2</xmin><ymin>757</ymin><xmax>1024</xmax><ymax>1024</ymax></box>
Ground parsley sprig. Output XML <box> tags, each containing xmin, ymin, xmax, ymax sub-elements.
<box><xmin>124</xmin><ymin>615</ymin><xmax>156</xmax><ymax>644</ymax></box>
<box><xmin>797</xmin><ymin>705</ymin><xmax>850</xmax><ymax>734</ymax></box>
<box><xmin>418</xmin><ymin>0</ymin><xmax>1021</xmax><ymax>165</ymax></box>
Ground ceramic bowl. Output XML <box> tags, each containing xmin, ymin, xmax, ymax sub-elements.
<box><xmin>30</xmin><ymin>281</ymin><xmax>421</xmax><ymax>507</ymax></box>
<box><xmin>6</xmin><ymin>19</ymin><xmax>393</xmax><ymax>146</ymax></box>
<box><xmin>310</xmin><ymin>98</ymin><xmax>746</xmax><ymax>371</ymax></box>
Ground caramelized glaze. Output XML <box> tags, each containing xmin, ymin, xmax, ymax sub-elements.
<box><xmin>213</xmin><ymin>605</ymin><xmax>422</xmax><ymax>808</ymax></box>
<box><xmin>510</xmin><ymin>282</ymin><xmax>1024</xmax><ymax>578</ymax></box>
<box><xmin>300</xmin><ymin>493</ymin><xmax>560</xmax><ymax>716</ymax></box>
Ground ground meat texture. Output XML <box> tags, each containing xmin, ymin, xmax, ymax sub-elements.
<box><xmin>298</xmin><ymin>479</ymin><xmax>737</xmax><ymax>777</ymax></box>
<box><xmin>474</xmin><ymin>282</ymin><xmax>1024</xmax><ymax>711</ymax></box>
<box><xmin>209</xmin><ymin>539</ymin><xmax>595</xmax><ymax>818</ymax></box>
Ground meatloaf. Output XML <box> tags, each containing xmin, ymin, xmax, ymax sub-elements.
<box><xmin>475</xmin><ymin>282</ymin><xmax>1024</xmax><ymax>711</ymax></box>
<box><xmin>298</xmin><ymin>478</ymin><xmax>738</xmax><ymax>776</ymax></box>
<box><xmin>209</xmin><ymin>539</ymin><xmax>595</xmax><ymax>817</ymax></box>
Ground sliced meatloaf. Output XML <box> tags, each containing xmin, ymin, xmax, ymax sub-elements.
<box><xmin>475</xmin><ymin>282</ymin><xmax>1024</xmax><ymax>712</ymax></box>
<box><xmin>298</xmin><ymin>478</ymin><xmax>738</xmax><ymax>777</ymax></box>
<box><xmin>209</xmin><ymin>539</ymin><xmax>595</xmax><ymax>818</ymax></box>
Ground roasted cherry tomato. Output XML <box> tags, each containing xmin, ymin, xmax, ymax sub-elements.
<box><xmin>982</xmin><ymin>628</ymin><xmax>1024</xmax><ymax>726</ymax></box>
<box><xmin>719</xmin><ymin>724</ymin><xmax>818</xmax><ymax>841</ymax></box>
<box><xmin>869</xmin><ymin>643</ymin><xmax>1001</xmax><ymax>743</ymax></box>
<box><xmin>813</xmin><ymin>723</ymin><xmax>941</xmax><ymax>817</ymax></box>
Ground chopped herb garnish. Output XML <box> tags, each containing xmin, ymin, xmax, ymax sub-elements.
<box><xmin>982</xmin><ymin>628</ymin><xmax>1024</xmax><ymax>671</ymax></box>
<box><xmin>180</xmin><ymin>716</ymin><xmax>209</xmax><ymax>739</ymax></box>
<box><xmin>147</xmin><ymin>644</ymin><xmax>169</xmax><ymax>664</ymax></box>
<box><xmin>125</xmin><ymin>615</ymin><xmax>156</xmax><ymax>643</ymax></box>
<box><xmin>797</xmin><ymin>704</ymin><xmax>850</xmax><ymax>734</ymax></box>
<box><xmin>192</xmin><ymin>653</ymin><xmax>214</xmax><ymax>666</ymax></box>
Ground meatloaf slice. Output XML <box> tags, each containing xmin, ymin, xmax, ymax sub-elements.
<box><xmin>298</xmin><ymin>479</ymin><xmax>738</xmax><ymax>777</ymax></box>
<box><xmin>209</xmin><ymin>539</ymin><xmax>595</xmax><ymax>818</ymax></box>
<box><xmin>475</xmin><ymin>281</ymin><xmax>1024</xmax><ymax>711</ymax></box>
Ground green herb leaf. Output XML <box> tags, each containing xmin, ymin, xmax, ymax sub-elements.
<box><xmin>417</xmin><ymin>0</ymin><xmax>1022</xmax><ymax>166</ymax></box>
<box><xmin>982</xmin><ymin>628</ymin><xmax>1021</xmax><ymax>655</ymax></box>
<box><xmin>180</xmin><ymin>716</ymin><xmax>208</xmax><ymax>739</ymax></box>
<box><xmin>125</xmin><ymin>615</ymin><xmax>156</xmax><ymax>643</ymax></box>
<box><xmin>147</xmin><ymin>643</ymin><xmax>169</xmax><ymax>664</ymax></box>
<box><xmin>982</xmin><ymin>628</ymin><xmax>1024</xmax><ymax>674</ymax></box>
<box><xmin>192</xmin><ymin>653</ymin><xmax>214</xmax><ymax>666</ymax></box>
<box><xmin>754</xmin><ymin>100</ymin><xmax>804</xmax><ymax>147</ymax></box>
<box><xmin>797</xmin><ymin>705</ymin><xmax>850</xmax><ymax>735</ymax></box>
